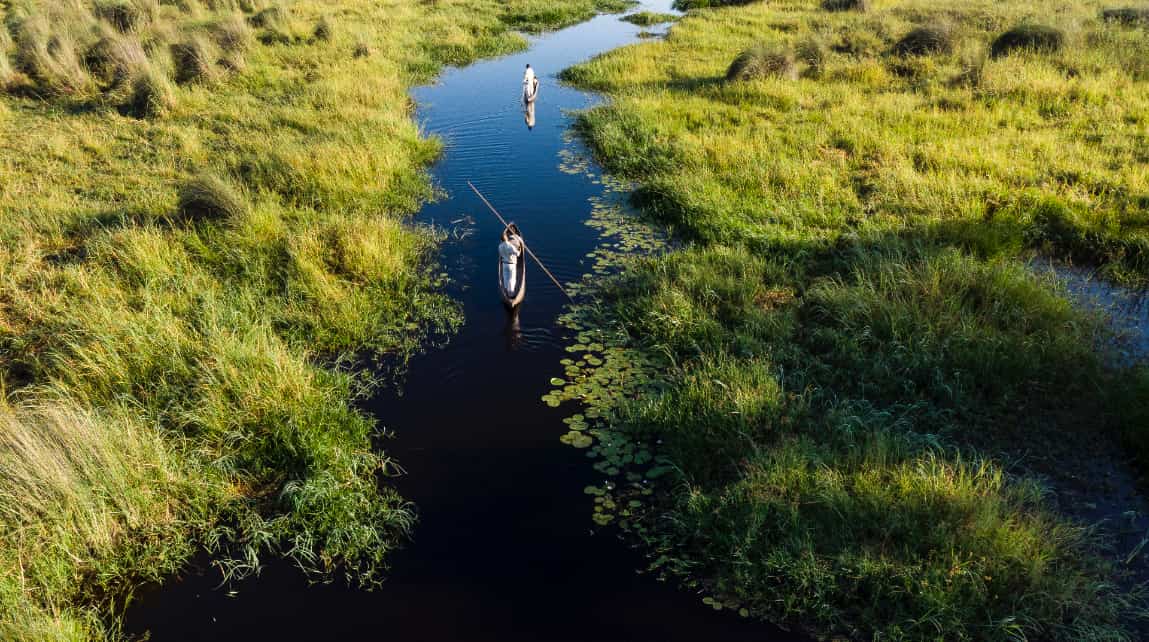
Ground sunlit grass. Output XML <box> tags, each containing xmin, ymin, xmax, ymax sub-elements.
<box><xmin>565</xmin><ymin>0</ymin><xmax>1149</xmax><ymax>637</ymax></box>
<box><xmin>0</xmin><ymin>0</ymin><xmax>620</xmax><ymax>638</ymax></box>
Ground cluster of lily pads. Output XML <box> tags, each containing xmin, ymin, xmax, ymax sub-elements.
<box><xmin>548</xmin><ymin>139</ymin><xmax>761</xmax><ymax>616</ymax></box>
<box><xmin>548</xmin><ymin>149</ymin><xmax>689</xmax><ymax>537</ymax></box>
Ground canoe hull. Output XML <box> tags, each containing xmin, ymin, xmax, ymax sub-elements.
<box><xmin>499</xmin><ymin>258</ymin><xmax>526</xmax><ymax>308</ymax></box>
<box><xmin>523</xmin><ymin>79</ymin><xmax>540</xmax><ymax>104</ymax></box>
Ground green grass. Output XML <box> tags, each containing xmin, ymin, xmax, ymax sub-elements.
<box><xmin>562</xmin><ymin>0</ymin><xmax>1149</xmax><ymax>637</ymax></box>
<box><xmin>621</xmin><ymin>11</ymin><xmax>677</xmax><ymax>26</ymax></box>
<box><xmin>0</xmin><ymin>0</ymin><xmax>626</xmax><ymax>639</ymax></box>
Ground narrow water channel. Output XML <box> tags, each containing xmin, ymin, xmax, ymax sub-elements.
<box><xmin>124</xmin><ymin>4</ymin><xmax>797</xmax><ymax>640</ymax></box>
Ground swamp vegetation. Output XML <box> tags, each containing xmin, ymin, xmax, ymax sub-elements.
<box><xmin>558</xmin><ymin>0</ymin><xmax>1149</xmax><ymax>638</ymax></box>
<box><xmin>0</xmin><ymin>0</ymin><xmax>634</xmax><ymax>639</ymax></box>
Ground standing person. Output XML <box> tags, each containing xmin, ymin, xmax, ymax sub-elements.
<box><xmin>522</xmin><ymin>64</ymin><xmax>539</xmax><ymax>102</ymax></box>
<box><xmin>499</xmin><ymin>224</ymin><xmax>524</xmax><ymax>293</ymax></box>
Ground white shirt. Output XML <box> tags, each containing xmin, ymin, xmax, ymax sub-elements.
<box><xmin>523</xmin><ymin>68</ymin><xmax>535</xmax><ymax>85</ymax></box>
<box><xmin>499</xmin><ymin>237</ymin><xmax>522</xmax><ymax>264</ymax></box>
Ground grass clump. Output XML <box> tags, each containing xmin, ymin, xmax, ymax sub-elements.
<box><xmin>1101</xmin><ymin>7</ymin><xmax>1149</xmax><ymax>25</ymax></box>
<box><xmin>210</xmin><ymin>13</ymin><xmax>253</xmax><ymax>52</ymax></box>
<box><xmin>177</xmin><ymin>174</ymin><xmax>246</xmax><ymax>221</ymax></box>
<box><xmin>85</xmin><ymin>35</ymin><xmax>148</xmax><ymax>87</ymax></box>
<box><xmin>13</xmin><ymin>16</ymin><xmax>93</xmax><ymax>96</ymax></box>
<box><xmin>991</xmin><ymin>23</ymin><xmax>1066</xmax><ymax>58</ymax></box>
<box><xmin>125</xmin><ymin>65</ymin><xmax>175</xmax><ymax>116</ymax></box>
<box><xmin>621</xmin><ymin>12</ymin><xmax>676</xmax><ymax>26</ymax></box>
<box><xmin>726</xmin><ymin>44</ymin><xmax>795</xmax><ymax>81</ymax></box>
<box><xmin>249</xmin><ymin>5</ymin><xmax>288</xmax><ymax>29</ymax></box>
<box><xmin>892</xmin><ymin>24</ymin><xmax>953</xmax><ymax>56</ymax></box>
<box><xmin>673</xmin><ymin>0</ymin><xmax>754</xmax><ymax>9</ymax></box>
<box><xmin>170</xmin><ymin>36</ymin><xmax>218</xmax><ymax>84</ymax></box>
<box><xmin>314</xmin><ymin>17</ymin><xmax>334</xmax><ymax>42</ymax></box>
<box><xmin>821</xmin><ymin>0</ymin><xmax>867</xmax><ymax>12</ymax></box>
<box><xmin>795</xmin><ymin>36</ymin><xmax>825</xmax><ymax>76</ymax></box>
<box><xmin>0</xmin><ymin>401</ymin><xmax>208</xmax><ymax>642</ymax></box>
<box><xmin>93</xmin><ymin>0</ymin><xmax>156</xmax><ymax>33</ymax></box>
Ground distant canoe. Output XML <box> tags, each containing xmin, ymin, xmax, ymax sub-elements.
<box><xmin>499</xmin><ymin>227</ymin><xmax>526</xmax><ymax>308</ymax></box>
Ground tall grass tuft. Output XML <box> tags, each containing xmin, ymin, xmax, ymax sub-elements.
<box><xmin>0</xmin><ymin>32</ymin><xmax>14</xmax><ymax>89</ymax></box>
<box><xmin>991</xmin><ymin>23</ymin><xmax>1065</xmax><ymax>58</ymax></box>
<box><xmin>210</xmin><ymin>13</ymin><xmax>253</xmax><ymax>52</ymax></box>
<box><xmin>821</xmin><ymin>0</ymin><xmax>867</xmax><ymax>12</ymax></box>
<box><xmin>85</xmin><ymin>34</ymin><xmax>148</xmax><ymax>87</ymax></box>
<box><xmin>171</xmin><ymin>36</ymin><xmax>218</xmax><ymax>83</ymax></box>
<box><xmin>893</xmin><ymin>24</ymin><xmax>953</xmax><ymax>56</ymax></box>
<box><xmin>795</xmin><ymin>36</ymin><xmax>826</xmax><ymax>77</ymax></box>
<box><xmin>1101</xmin><ymin>7</ymin><xmax>1149</xmax><ymax>24</ymax></box>
<box><xmin>14</xmin><ymin>16</ymin><xmax>93</xmax><ymax>96</ymax></box>
<box><xmin>125</xmin><ymin>64</ymin><xmax>175</xmax><ymax>117</ymax></box>
<box><xmin>726</xmin><ymin>44</ymin><xmax>795</xmax><ymax>81</ymax></box>
<box><xmin>94</xmin><ymin>0</ymin><xmax>157</xmax><ymax>33</ymax></box>
<box><xmin>0</xmin><ymin>401</ymin><xmax>202</xmax><ymax>642</ymax></box>
<box><xmin>314</xmin><ymin>17</ymin><xmax>333</xmax><ymax>42</ymax></box>
<box><xmin>176</xmin><ymin>173</ymin><xmax>246</xmax><ymax>221</ymax></box>
<box><xmin>250</xmin><ymin>5</ymin><xmax>287</xmax><ymax>29</ymax></box>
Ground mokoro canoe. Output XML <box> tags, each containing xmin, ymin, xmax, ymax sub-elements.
<box><xmin>499</xmin><ymin>227</ymin><xmax>527</xmax><ymax>308</ymax></box>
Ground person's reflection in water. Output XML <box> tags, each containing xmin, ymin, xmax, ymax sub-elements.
<box><xmin>504</xmin><ymin>306</ymin><xmax>524</xmax><ymax>351</ymax></box>
<box><xmin>523</xmin><ymin>100</ymin><xmax>536</xmax><ymax>131</ymax></box>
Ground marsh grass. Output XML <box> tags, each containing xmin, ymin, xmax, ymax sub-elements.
<box><xmin>1</xmin><ymin>0</ymin><xmax>627</xmax><ymax>638</ymax></box>
<box><xmin>726</xmin><ymin>44</ymin><xmax>795</xmax><ymax>81</ymax></box>
<box><xmin>621</xmin><ymin>11</ymin><xmax>676</xmax><ymax>26</ymax></box>
<box><xmin>564</xmin><ymin>0</ymin><xmax>1149</xmax><ymax>637</ymax></box>
<box><xmin>313</xmin><ymin>16</ymin><xmax>332</xmax><ymax>41</ymax></box>
<box><xmin>892</xmin><ymin>23</ymin><xmax>952</xmax><ymax>56</ymax></box>
<box><xmin>125</xmin><ymin>64</ymin><xmax>174</xmax><ymax>116</ymax></box>
<box><xmin>170</xmin><ymin>35</ymin><xmax>218</xmax><ymax>83</ymax></box>
<box><xmin>991</xmin><ymin>23</ymin><xmax>1065</xmax><ymax>58</ymax></box>
<box><xmin>821</xmin><ymin>0</ymin><xmax>867</xmax><ymax>12</ymax></box>
<box><xmin>176</xmin><ymin>174</ymin><xmax>246</xmax><ymax>221</ymax></box>
<box><xmin>85</xmin><ymin>34</ymin><xmax>148</xmax><ymax>86</ymax></box>
<box><xmin>1102</xmin><ymin>6</ymin><xmax>1149</xmax><ymax>24</ymax></box>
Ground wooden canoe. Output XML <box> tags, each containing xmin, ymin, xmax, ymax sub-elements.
<box><xmin>499</xmin><ymin>226</ymin><xmax>526</xmax><ymax>308</ymax></box>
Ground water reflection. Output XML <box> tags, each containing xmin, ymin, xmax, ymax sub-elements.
<box><xmin>523</xmin><ymin>100</ymin><xmax>536</xmax><ymax>130</ymax></box>
<box><xmin>504</xmin><ymin>306</ymin><xmax>524</xmax><ymax>351</ymax></box>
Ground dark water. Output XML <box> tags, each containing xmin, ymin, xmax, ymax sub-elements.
<box><xmin>123</xmin><ymin>5</ymin><xmax>796</xmax><ymax>641</ymax></box>
<box><xmin>1051</xmin><ymin>264</ymin><xmax>1149</xmax><ymax>366</ymax></box>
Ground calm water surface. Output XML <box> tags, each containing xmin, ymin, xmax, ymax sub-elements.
<box><xmin>124</xmin><ymin>4</ymin><xmax>798</xmax><ymax>641</ymax></box>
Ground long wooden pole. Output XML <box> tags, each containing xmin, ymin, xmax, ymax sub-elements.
<box><xmin>468</xmin><ymin>181</ymin><xmax>574</xmax><ymax>302</ymax></box>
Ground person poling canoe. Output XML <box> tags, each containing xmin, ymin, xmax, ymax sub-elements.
<box><xmin>522</xmin><ymin>63</ymin><xmax>540</xmax><ymax>104</ymax></box>
<box><xmin>468</xmin><ymin>181</ymin><xmax>574</xmax><ymax>306</ymax></box>
<box><xmin>498</xmin><ymin>223</ymin><xmax>526</xmax><ymax>308</ymax></box>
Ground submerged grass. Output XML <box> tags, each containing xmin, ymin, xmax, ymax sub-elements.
<box><xmin>0</xmin><ymin>0</ymin><xmax>624</xmax><ymax>639</ymax></box>
<box><xmin>562</xmin><ymin>0</ymin><xmax>1149</xmax><ymax>638</ymax></box>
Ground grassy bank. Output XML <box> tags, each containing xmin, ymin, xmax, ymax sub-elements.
<box><xmin>560</xmin><ymin>0</ymin><xmax>1149</xmax><ymax>638</ymax></box>
<box><xmin>0</xmin><ymin>0</ymin><xmax>629</xmax><ymax>639</ymax></box>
